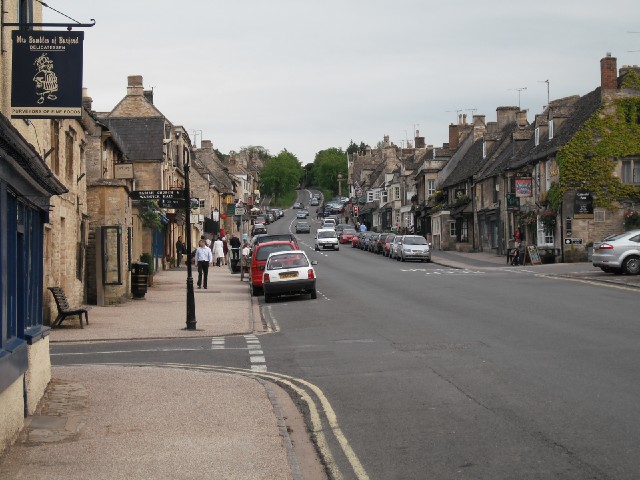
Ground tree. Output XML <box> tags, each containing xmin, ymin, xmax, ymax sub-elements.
<box><xmin>312</xmin><ymin>148</ymin><xmax>348</xmax><ymax>195</ymax></box>
<box><xmin>259</xmin><ymin>149</ymin><xmax>303</xmax><ymax>200</ymax></box>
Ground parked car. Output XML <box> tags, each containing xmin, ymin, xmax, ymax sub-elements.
<box><xmin>384</xmin><ymin>234</ymin><xmax>396</xmax><ymax>257</ymax></box>
<box><xmin>397</xmin><ymin>235</ymin><xmax>431</xmax><ymax>262</ymax></box>
<box><xmin>254</xmin><ymin>215</ymin><xmax>268</xmax><ymax>225</ymax></box>
<box><xmin>389</xmin><ymin>235</ymin><xmax>403</xmax><ymax>259</ymax></box>
<box><xmin>375</xmin><ymin>233</ymin><xmax>389</xmax><ymax>254</ymax></box>
<box><xmin>367</xmin><ymin>233</ymin><xmax>380</xmax><ymax>252</ymax></box>
<box><xmin>250</xmin><ymin>241</ymin><xmax>297</xmax><ymax>296</ymax></box>
<box><xmin>592</xmin><ymin>230</ymin><xmax>640</xmax><ymax>274</ymax></box>
<box><xmin>315</xmin><ymin>228</ymin><xmax>339</xmax><ymax>251</ymax></box>
<box><xmin>295</xmin><ymin>221</ymin><xmax>311</xmax><ymax>234</ymax></box>
<box><xmin>339</xmin><ymin>228</ymin><xmax>358</xmax><ymax>244</ymax></box>
<box><xmin>262</xmin><ymin>250</ymin><xmax>318</xmax><ymax>303</ymax></box>
<box><xmin>352</xmin><ymin>234</ymin><xmax>360</xmax><ymax>248</ymax></box>
<box><xmin>334</xmin><ymin>223</ymin><xmax>348</xmax><ymax>232</ymax></box>
<box><xmin>360</xmin><ymin>231</ymin><xmax>374</xmax><ymax>250</ymax></box>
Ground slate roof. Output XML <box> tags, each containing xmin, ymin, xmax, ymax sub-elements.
<box><xmin>440</xmin><ymin>137</ymin><xmax>485</xmax><ymax>188</ymax></box>
<box><xmin>476</xmin><ymin>123</ymin><xmax>532</xmax><ymax>181</ymax></box>
<box><xmin>508</xmin><ymin>88</ymin><xmax>602</xmax><ymax>170</ymax></box>
<box><xmin>100</xmin><ymin>117</ymin><xmax>165</xmax><ymax>161</ymax></box>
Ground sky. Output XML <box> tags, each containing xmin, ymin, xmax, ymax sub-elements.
<box><xmin>45</xmin><ymin>0</ymin><xmax>639</xmax><ymax>164</ymax></box>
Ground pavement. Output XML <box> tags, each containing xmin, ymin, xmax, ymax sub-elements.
<box><xmin>0</xmin><ymin>263</ymin><xmax>324</xmax><ymax>480</ymax></box>
<box><xmin>1</xmin><ymin>250</ymin><xmax>637</xmax><ymax>479</ymax></box>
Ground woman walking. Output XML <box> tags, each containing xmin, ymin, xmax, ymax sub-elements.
<box><xmin>213</xmin><ymin>236</ymin><xmax>225</xmax><ymax>267</ymax></box>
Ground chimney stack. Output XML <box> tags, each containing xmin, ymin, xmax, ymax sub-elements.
<box><xmin>516</xmin><ymin>110</ymin><xmax>528</xmax><ymax>127</ymax></box>
<box><xmin>82</xmin><ymin>87</ymin><xmax>92</xmax><ymax>111</ymax></box>
<box><xmin>449</xmin><ymin>124</ymin><xmax>459</xmax><ymax>150</ymax></box>
<box><xmin>600</xmin><ymin>53</ymin><xmax>617</xmax><ymax>90</ymax></box>
<box><xmin>496</xmin><ymin>106</ymin><xmax>519</xmax><ymax>130</ymax></box>
<box><xmin>201</xmin><ymin>140</ymin><xmax>213</xmax><ymax>150</ymax></box>
<box><xmin>127</xmin><ymin>75</ymin><xmax>144</xmax><ymax>96</ymax></box>
<box><xmin>415</xmin><ymin>130</ymin><xmax>425</xmax><ymax>149</ymax></box>
<box><xmin>144</xmin><ymin>89</ymin><xmax>154</xmax><ymax>104</ymax></box>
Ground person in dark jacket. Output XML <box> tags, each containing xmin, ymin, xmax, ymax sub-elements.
<box><xmin>175</xmin><ymin>236</ymin><xmax>185</xmax><ymax>267</ymax></box>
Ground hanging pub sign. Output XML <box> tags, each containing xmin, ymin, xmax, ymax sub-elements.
<box><xmin>11</xmin><ymin>31</ymin><xmax>84</xmax><ymax>119</ymax></box>
<box><xmin>574</xmin><ymin>191</ymin><xmax>594</xmax><ymax>218</ymax></box>
<box><xmin>506</xmin><ymin>192</ymin><xmax>520</xmax><ymax>210</ymax></box>
<box><xmin>514</xmin><ymin>178</ymin><xmax>532</xmax><ymax>197</ymax></box>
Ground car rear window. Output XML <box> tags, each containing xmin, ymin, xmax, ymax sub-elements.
<box><xmin>256</xmin><ymin>244</ymin><xmax>294</xmax><ymax>260</ymax></box>
<box><xmin>268</xmin><ymin>253</ymin><xmax>309</xmax><ymax>269</ymax></box>
<box><xmin>318</xmin><ymin>231</ymin><xmax>337</xmax><ymax>238</ymax></box>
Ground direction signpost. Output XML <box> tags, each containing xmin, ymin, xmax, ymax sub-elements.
<box><xmin>129</xmin><ymin>189</ymin><xmax>187</xmax><ymax>209</ymax></box>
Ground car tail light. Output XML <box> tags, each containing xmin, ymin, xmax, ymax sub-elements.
<box><xmin>263</xmin><ymin>273</ymin><xmax>270</xmax><ymax>283</ymax></box>
<box><xmin>308</xmin><ymin>269</ymin><xmax>315</xmax><ymax>279</ymax></box>
<box><xmin>598</xmin><ymin>243</ymin><xmax>614</xmax><ymax>250</ymax></box>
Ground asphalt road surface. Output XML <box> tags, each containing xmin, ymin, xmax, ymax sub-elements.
<box><xmin>264</xmin><ymin>190</ymin><xmax>640</xmax><ymax>479</ymax></box>
<box><xmin>53</xmin><ymin>191</ymin><xmax>640</xmax><ymax>480</ymax></box>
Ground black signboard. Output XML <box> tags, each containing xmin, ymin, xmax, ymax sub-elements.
<box><xmin>11</xmin><ymin>31</ymin><xmax>84</xmax><ymax>119</ymax></box>
<box><xmin>129</xmin><ymin>190</ymin><xmax>187</xmax><ymax>208</ymax></box>
<box><xmin>506</xmin><ymin>192</ymin><xmax>520</xmax><ymax>210</ymax></box>
<box><xmin>574</xmin><ymin>191</ymin><xmax>593</xmax><ymax>217</ymax></box>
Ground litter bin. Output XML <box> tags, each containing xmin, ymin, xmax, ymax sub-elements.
<box><xmin>230</xmin><ymin>247</ymin><xmax>241</xmax><ymax>273</ymax></box>
<box><xmin>131</xmin><ymin>261</ymin><xmax>149</xmax><ymax>298</ymax></box>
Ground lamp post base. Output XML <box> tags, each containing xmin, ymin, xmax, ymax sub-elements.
<box><xmin>186</xmin><ymin>275</ymin><xmax>196</xmax><ymax>330</ymax></box>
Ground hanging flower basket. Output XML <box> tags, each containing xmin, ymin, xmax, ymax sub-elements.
<box><xmin>624</xmin><ymin>209</ymin><xmax>640</xmax><ymax>230</ymax></box>
<box><xmin>539</xmin><ymin>210</ymin><xmax>557</xmax><ymax>234</ymax></box>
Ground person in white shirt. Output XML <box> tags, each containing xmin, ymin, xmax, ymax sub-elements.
<box><xmin>212</xmin><ymin>237</ymin><xmax>225</xmax><ymax>267</ymax></box>
<box><xmin>195</xmin><ymin>239</ymin><xmax>213</xmax><ymax>289</ymax></box>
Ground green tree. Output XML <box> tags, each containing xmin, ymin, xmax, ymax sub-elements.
<box><xmin>260</xmin><ymin>149</ymin><xmax>304</xmax><ymax>201</ymax></box>
<box><xmin>312</xmin><ymin>148</ymin><xmax>348</xmax><ymax>196</ymax></box>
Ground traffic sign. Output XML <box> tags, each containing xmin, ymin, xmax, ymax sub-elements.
<box><xmin>234</xmin><ymin>207</ymin><xmax>246</xmax><ymax>216</ymax></box>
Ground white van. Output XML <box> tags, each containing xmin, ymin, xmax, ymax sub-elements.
<box><xmin>315</xmin><ymin>228</ymin><xmax>339</xmax><ymax>251</ymax></box>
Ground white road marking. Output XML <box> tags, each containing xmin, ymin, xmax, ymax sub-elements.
<box><xmin>245</xmin><ymin>334</ymin><xmax>268</xmax><ymax>372</ymax></box>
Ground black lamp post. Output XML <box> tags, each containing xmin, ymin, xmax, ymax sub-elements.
<box><xmin>183</xmin><ymin>143</ymin><xmax>196</xmax><ymax>330</ymax></box>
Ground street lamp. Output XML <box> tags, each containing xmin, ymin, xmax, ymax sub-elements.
<box><xmin>337</xmin><ymin>172</ymin><xmax>344</xmax><ymax>197</ymax></box>
<box><xmin>182</xmin><ymin>137</ymin><xmax>196</xmax><ymax>330</ymax></box>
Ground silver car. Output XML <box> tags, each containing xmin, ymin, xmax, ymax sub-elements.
<box><xmin>592</xmin><ymin>230</ymin><xmax>640</xmax><ymax>275</ymax></box>
<box><xmin>397</xmin><ymin>235</ymin><xmax>431</xmax><ymax>262</ymax></box>
<box><xmin>389</xmin><ymin>235</ymin><xmax>403</xmax><ymax>259</ymax></box>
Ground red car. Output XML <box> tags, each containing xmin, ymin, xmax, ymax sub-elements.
<box><xmin>352</xmin><ymin>235</ymin><xmax>360</xmax><ymax>248</ymax></box>
<box><xmin>384</xmin><ymin>234</ymin><xmax>396</xmax><ymax>257</ymax></box>
<box><xmin>250</xmin><ymin>241</ymin><xmax>296</xmax><ymax>296</ymax></box>
<box><xmin>339</xmin><ymin>228</ymin><xmax>358</xmax><ymax>244</ymax></box>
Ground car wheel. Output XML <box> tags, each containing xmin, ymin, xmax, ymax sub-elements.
<box><xmin>623</xmin><ymin>256</ymin><xmax>640</xmax><ymax>275</ymax></box>
<box><xmin>310</xmin><ymin>289</ymin><xmax>317</xmax><ymax>299</ymax></box>
<box><xmin>335</xmin><ymin>246</ymin><xmax>339</xmax><ymax>251</ymax></box>
<box><xmin>401</xmin><ymin>254</ymin><xmax>406</xmax><ymax>262</ymax></box>
<box><xmin>264</xmin><ymin>293</ymin><xmax>272</xmax><ymax>303</ymax></box>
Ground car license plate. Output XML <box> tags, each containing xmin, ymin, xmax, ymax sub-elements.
<box><xmin>280</xmin><ymin>272</ymin><xmax>298</xmax><ymax>279</ymax></box>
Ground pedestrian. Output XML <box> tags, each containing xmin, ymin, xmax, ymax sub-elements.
<box><xmin>195</xmin><ymin>239</ymin><xmax>212</xmax><ymax>289</ymax></box>
<box><xmin>175</xmin><ymin>236</ymin><xmax>184</xmax><ymax>267</ymax></box>
<box><xmin>229</xmin><ymin>234</ymin><xmax>241</xmax><ymax>262</ymax></box>
<box><xmin>359</xmin><ymin>222</ymin><xmax>367</xmax><ymax>232</ymax></box>
<box><xmin>511</xmin><ymin>234</ymin><xmax>522</xmax><ymax>266</ymax></box>
<box><xmin>213</xmin><ymin>236</ymin><xmax>225</xmax><ymax>267</ymax></box>
<box><xmin>222</xmin><ymin>236</ymin><xmax>229</xmax><ymax>265</ymax></box>
<box><xmin>316</xmin><ymin>207</ymin><xmax>321</xmax><ymax>221</ymax></box>
<box><xmin>219</xmin><ymin>227</ymin><xmax>226</xmax><ymax>239</ymax></box>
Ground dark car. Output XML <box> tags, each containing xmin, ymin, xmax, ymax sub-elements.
<box><xmin>375</xmin><ymin>233</ymin><xmax>388</xmax><ymax>254</ymax></box>
<box><xmin>367</xmin><ymin>233</ymin><xmax>380</xmax><ymax>252</ymax></box>
<box><xmin>295</xmin><ymin>221</ymin><xmax>311</xmax><ymax>234</ymax></box>
<box><xmin>384</xmin><ymin>234</ymin><xmax>396</xmax><ymax>257</ymax></box>
<box><xmin>252</xmin><ymin>223</ymin><xmax>267</xmax><ymax>235</ymax></box>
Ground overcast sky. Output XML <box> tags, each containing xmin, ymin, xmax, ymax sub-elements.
<box><xmin>47</xmin><ymin>1</ymin><xmax>639</xmax><ymax>164</ymax></box>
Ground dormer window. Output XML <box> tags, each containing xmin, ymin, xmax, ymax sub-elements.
<box><xmin>549</xmin><ymin>120</ymin><xmax>554</xmax><ymax>140</ymax></box>
<box><xmin>534</xmin><ymin>128</ymin><xmax>540</xmax><ymax>146</ymax></box>
<box><xmin>381</xmin><ymin>190</ymin><xmax>388</xmax><ymax>203</ymax></box>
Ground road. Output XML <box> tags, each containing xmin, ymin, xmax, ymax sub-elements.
<box><xmin>52</xmin><ymin>190</ymin><xmax>640</xmax><ymax>479</ymax></box>
<box><xmin>264</xmin><ymin>190</ymin><xmax>640</xmax><ymax>479</ymax></box>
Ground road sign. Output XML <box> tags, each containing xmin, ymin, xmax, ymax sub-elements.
<box><xmin>129</xmin><ymin>189</ymin><xmax>187</xmax><ymax>208</ymax></box>
<box><xmin>235</xmin><ymin>207</ymin><xmax>246</xmax><ymax>216</ymax></box>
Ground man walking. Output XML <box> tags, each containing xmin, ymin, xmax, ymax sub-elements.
<box><xmin>195</xmin><ymin>239</ymin><xmax>212</xmax><ymax>289</ymax></box>
<box><xmin>229</xmin><ymin>234</ymin><xmax>241</xmax><ymax>262</ymax></box>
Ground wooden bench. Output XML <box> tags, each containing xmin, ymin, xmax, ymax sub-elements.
<box><xmin>48</xmin><ymin>287</ymin><xmax>89</xmax><ymax>328</ymax></box>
